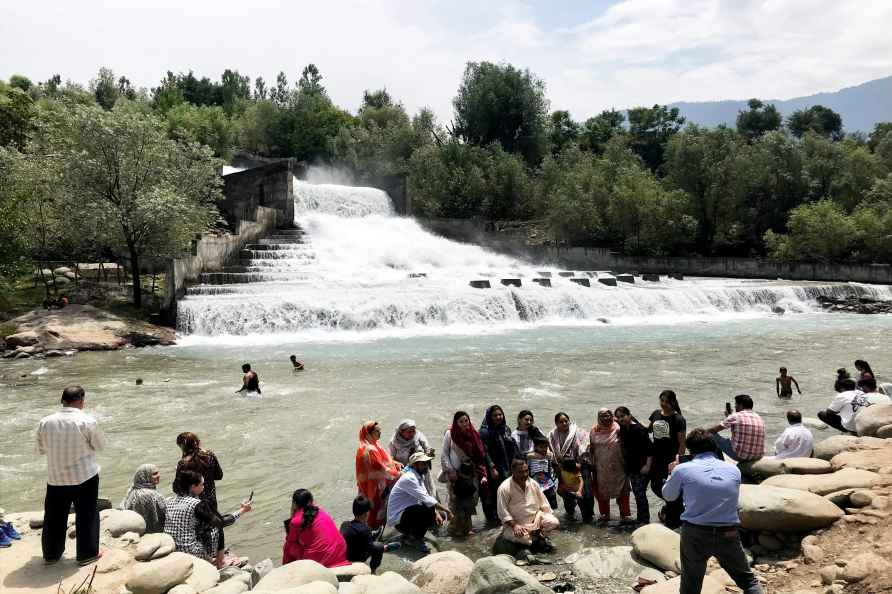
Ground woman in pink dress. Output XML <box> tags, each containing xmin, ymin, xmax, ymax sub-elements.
<box><xmin>589</xmin><ymin>408</ymin><xmax>632</xmax><ymax>524</ymax></box>
<box><xmin>283</xmin><ymin>489</ymin><xmax>349</xmax><ymax>568</ymax></box>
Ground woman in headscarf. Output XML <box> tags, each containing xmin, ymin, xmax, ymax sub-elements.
<box><xmin>589</xmin><ymin>408</ymin><xmax>632</xmax><ymax>524</ymax></box>
<box><xmin>441</xmin><ymin>411</ymin><xmax>488</xmax><ymax>536</ymax></box>
<box><xmin>176</xmin><ymin>432</ymin><xmax>227</xmax><ymax>566</ymax></box>
<box><xmin>548</xmin><ymin>412</ymin><xmax>593</xmax><ymax>521</ymax></box>
<box><xmin>356</xmin><ymin>421</ymin><xmax>403</xmax><ymax>530</ymax></box>
<box><xmin>389</xmin><ymin>419</ymin><xmax>435</xmax><ymax>497</ymax></box>
<box><xmin>479</xmin><ymin>405</ymin><xmax>518</xmax><ymax>522</ymax></box>
<box><xmin>121</xmin><ymin>464</ymin><xmax>166</xmax><ymax>533</ymax></box>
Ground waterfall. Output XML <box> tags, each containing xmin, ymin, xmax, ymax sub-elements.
<box><xmin>175</xmin><ymin>178</ymin><xmax>892</xmax><ymax>337</ymax></box>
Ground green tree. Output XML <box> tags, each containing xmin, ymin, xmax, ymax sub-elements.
<box><xmin>0</xmin><ymin>148</ymin><xmax>32</xmax><ymax>289</ymax></box>
<box><xmin>0</xmin><ymin>81</ymin><xmax>35</xmax><ymax>149</ymax></box>
<box><xmin>298</xmin><ymin>64</ymin><xmax>324</xmax><ymax>96</ymax></box>
<box><xmin>867</xmin><ymin>123</ymin><xmax>892</xmax><ymax>151</ymax></box>
<box><xmin>579</xmin><ymin>109</ymin><xmax>625</xmax><ymax>154</ymax></box>
<box><xmin>27</xmin><ymin>103</ymin><xmax>223</xmax><ymax>307</ymax></box>
<box><xmin>220</xmin><ymin>69</ymin><xmax>250</xmax><ymax>115</ymax></box>
<box><xmin>9</xmin><ymin>74</ymin><xmax>33</xmax><ymax>92</ymax></box>
<box><xmin>452</xmin><ymin>61</ymin><xmax>549</xmax><ymax>166</ymax></box>
<box><xmin>627</xmin><ymin>104</ymin><xmax>685</xmax><ymax>172</ymax></box>
<box><xmin>764</xmin><ymin>199</ymin><xmax>856</xmax><ymax>261</ymax></box>
<box><xmin>253</xmin><ymin>76</ymin><xmax>267</xmax><ymax>101</ymax></box>
<box><xmin>787</xmin><ymin>105</ymin><xmax>843</xmax><ymax>141</ymax></box>
<box><xmin>547</xmin><ymin>110</ymin><xmax>580</xmax><ymax>156</ymax></box>
<box><xmin>165</xmin><ymin>103</ymin><xmax>238</xmax><ymax>160</ymax></box>
<box><xmin>90</xmin><ymin>67</ymin><xmax>120</xmax><ymax>110</ymax></box>
<box><xmin>735</xmin><ymin>99</ymin><xmax>782</xmax><ymax>142</ymax></box>
<box><xmin>271</xmin><ymin>72</ymin><xmax>289</xmax><ymax>106</ymax></box>
<box><xmin>151</xmin><ymin>71</ymin><xmax>185</xmax><ymax>114</ymax></box>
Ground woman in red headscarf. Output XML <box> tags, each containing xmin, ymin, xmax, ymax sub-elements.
<box><xmin>355</xmin><ymin>421</ymin><xmax>403</xmax><ymax>529</ymax></box>
<box><xmin>440</xmin><ymin>410</ymin><xmax>488</xmax><ymax>536</ymax></box>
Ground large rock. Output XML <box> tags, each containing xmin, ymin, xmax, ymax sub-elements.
<box><xmin>762</xmin><ymin>468</ymin><xmax>880</xmax><ymax>495</ymax></box>
<box><xmin>830</xmin><ymin>443</ymin><xmax>892</xmax><ymax>472</ymax></box>
<box><xmin>641</xmin><ymin>575</ymin><xmax>725</xmax><ymax>594</ymax></box>
<box><xmin>631</xmin><ymin>524</ymin><xmax>681</xmax><ymax>572</ymax></box>
<box><xmin>841</xmin><ymin>552</ymin><xmax>883</xmax><ymax>583</ymax></box>
<box><xmin>410</xmin><ymin>551</ymin><xmax>474</xmax><ymax>594</ymax></box>
<box><xmin>126</xmin><ymin>551</ymin><xmax>195</xmax><ymax>594</ymax></box>
<box><xmin>351</xmin><ymin>572</ymin><xmax>423</xmax><ymax>594</ymax></box>
<box><xmin>101</xmin><ymin>508</ymin><xmax>147</xmax><ymax>536</ymax></box>
<box><xmin>737</xmin><ymin>484</ymin><xmax>843</xmax><ymax>531</ymax></box>
<box><xmin>201</xmin><ymin>580</ymin><xmax>250</xmax><ymax>594</ymax></box>
<box><xmin>254</xmin><ymin>560</ymin><xmax>339</xmax><ymax>591</ymax></box>
<box><xmin>168</xmin><ymin>586</ymin><xmax>198</xmax><ymax>594</ymax></box>
<box><xmin>251</xmin><ymin>559</ymin><xmax>275</xmax><ymax>587</ymax></box>
<box><xmin>813</xmin><ymin>435</ymin><xmax>887</xmax><ymax>460</ymax></box>
<box><xmin>135</xmin><ymin>532</ymin><xmax>176</xmax><ymax>561</ymax></box>
<box><xmin>96</xmin><ymin>547</ymin><xmax>134</xmax><ymax>574</ymax></box>
<box><xmin>741</xmin><ymin>457</ymin><xmax>831</xmax><ymax>479</ymax></box>
<box><xmin>333</xmin><ymin>563</ymin><xmax>371</xmax><ymax>583</ymax></box>
<box><xmin>466</xmin><ymin>555</ymin><xmax>551</xmax><ymax>594</ymax></box>
<box><xmin>185</xmin><ymin>557</ymin><xmax>220</xmax><ymax>592</ymax></box>
<box><xmin>5</xmin><ymin>330</ymin><xmax>39</xmax><ymax>348</ymax></box>
<box><xmin>572</xmin><ymin>546</ymin><xmax>650</xmax><ymax>579</ymax></box>
<box><xmin>877</xmin><ymin>424</ymin><xmax>892</xmax><ymax>439</ymax></box>
<box><xmin>856</xmin><ymin>403</ymin><xmax>892</xmax><ymax>437</ymax></box>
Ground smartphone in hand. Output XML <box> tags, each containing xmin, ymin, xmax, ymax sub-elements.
<box><xmin>678</xmin><ymin>454</ymin><xmax>693</xmax><ymax>464</ymax></box>
<box><xmin>724</xmin><ymin>402</ymin><xmax>733</xmax><ymax>416</ymax></box>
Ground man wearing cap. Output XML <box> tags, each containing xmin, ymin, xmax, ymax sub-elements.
<box><xmin>386</xmin><ymin>452</ymin><xmax>450</xmax><ymax>552</ymax></box>
<box><xmin>37</xmin><ymin>385</ymin><xmax>105</xmax><ymax>566</ymax></box>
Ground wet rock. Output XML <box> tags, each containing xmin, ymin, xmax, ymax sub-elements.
<box><xmin>762</xmin><ymin>468</ymin><xmax>879</xmax><ymax>495</ymax></box>
<box><xmin>572</xmin><ymin>545</ymin><xmax>650</xmax><ymax>579</ymax></box>
<box><xmin>737</xmin><ymin>484</ymin><xmax>843</xmax><ymax>531</ymax></box>
<box><xmin>466</xmin><ymin>555</ymin><xmax>551</xmax><ymax>594</ymax></box>
<box><xmin>351</xmin><ymin>571</ymin><xmax>422</xmax><ymax>594</ymax></box>
<box><xmin>126</xmin><ymin>551</ymin><xmax>195</xmax><ymax>594</ymax></box>
<box><xmin>813</xmin><ymin>435</ymin><xmax>887</xmax><ymax>460</ymax></box>
<box><xmin>135</xmin><ymin>532</ymin><xmax>176</xmax><ymax>560</ymax></box>
<box><xmin>254</xmin><ymin>560</ymin><xmax>339</xmax><ymax>590</ymax></box>
<box><xmin>410</xmin><ymin>550</ymin><xmax>474</xmax><ymax>594</ymax></box>
<box><xmin>856</xmin><ymin>403</ymin><xmax>892</xmax><ymax>437</ymax></box>
<box><xmin>631</xmin><ymin>523</ymin><xmax>681</xmax><ymax>572</ymax></box>
<box><xmin>101</xmin><ymin>508</ymin><xmax>146</xmax><ymax>536</ymax></box>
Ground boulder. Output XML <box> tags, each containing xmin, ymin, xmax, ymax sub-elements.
<box><xmin>185</xmin><ymin>557</ymin><xmax>220</xmax><ymax>592</ymax></box>
<box><xmin>201</xmin><ymin>580</ymin><xmax>250</xmax><ymax>594</ymax></box>
<box><xmin>254</xmin><ymin>560</ymin><xmax>339</xmax><ymax>590</ymax></box>
<box><xmin>251</xmin><ymin>583</ymin><xmax>339</xmax><ymax>594</ymax></box>
<box><xmin>741</xmin><ymin>456</ymin><xmax>830</xmax><ymax>478</ymax></box>
<box><xmin>135</xmin><ymin>532</ymin><xmax>176</xmax><ymax>561</ymax></box>
<box><xmin>126</xmin><ymin>551</ymin><xmax>195</xmax><ymax>594</ymax></box>
<box><xmin>631</xmin><ymin>524</ymin><xmax>681</xmax><ymax>572</ymax></box>
<box><xmin>824</xmin><ymin>488</ymin><xmax>857</xmax><ymax>507</ymax></box>
<box><xmin>641</xmin><ymin>574</ymin><xmax>724</xmax><ymax>594</ymax></box>
<box><xmin>877</xmin><ymin>424</ymin><xmax>892</xmax><ymax>439</ymax></box>
<box><xmin>96</xmin><ymin>547</ymin><xmax>134</xmax><ymax>574</ymax></box>
<box><xmin>333</xmin><ymin>563</ymin><xmax>371</xmax><ymax>583</ymax></box>
<box><xmin>5</xmin><ymin>331</ymin><xmax>39</xmax><ymax>348</ymax></box>
<box><xmin>849</xmin><ymin>490</ymin><xmax>874</xmax><ymax>507</ymax></box>
<box><xmin>813</xmin><ymin>435</ymin><xmax>887</xmax><ymax>460</ymax></box>
<box><xmin>465</xmin><ymin>555</ymin><xmax>551</xmax><ymax>594</ymax></box>
<box><xmin>840</xmin><ymin>552</ymin><xmax>883</xmax><ymax>583</ymax></box>
<box><xmin>101</xmin><ymin>508</ymin><xmax>147</xmax><ymax>536</ymax></box>
<box><xmin>856</xmin><ymin>403</ymin><xmax>892</xmax><ymax>437</ymax></box>
<box><xmin>572</xmin><ymin>546</ymin><xmax>650</xmax><ymax>579</ymax></box>
<box><xmin>737</xmin><ymin>484</ymin><xmax>844</xmax><ymax>531</ymax></box>
<box><xmin>53</xmin><ymin>266</ymin><xmax>72</xmax><ymax>275</ymax></box>
<box><xmin>410</xmin><ymin>551</ymin><xmax>474</xmax><ymax>594</ymax></box>
<box><xmin>762</xmin><ymin>468</ymin><xmax>879</xmax><ymax>495</ymax></box>
<box><xmin>251</xmin><ymin>559</ymin><xmax>275</xmax><ymax>587</ymax></box>
<box><xmin>831</xmin><ymin>445</ymin><xmax>892</xmax><ymax>472</ymax></box>
<box><xmin>782</xmin><ymin>458</ymin><xmax>833</xmax><ymax>474</ymax></box>
<box><xmin>168</xmin><ymin>586</ymin><xmax>198</xmax><ymax>594</ymax></box>
<box><xmin>351</xmin><ymin>572</ymin><xmax>423</xmax><ymax>594</ymax></box>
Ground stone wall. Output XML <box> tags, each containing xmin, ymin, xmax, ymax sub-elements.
<box><xmin>420</xmin><ymin>218</ymin><xmax>892</xmax><ymax>284</ymax></box>
<box><xmin>220</xmin><ymin>160</ymin><xmax>299</xmax><ymax>228</ymax></box>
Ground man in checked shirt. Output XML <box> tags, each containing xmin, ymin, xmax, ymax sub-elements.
<box><xmin>37</xmin><ymin>385</ymin><xmax>105</xmax><ymax>565</ymax></box>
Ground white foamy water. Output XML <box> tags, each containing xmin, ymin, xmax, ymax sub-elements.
<box><xmin>176</xmin><ymin>177</ymin><xmax>892</xmax><ymax>339</ymax></box>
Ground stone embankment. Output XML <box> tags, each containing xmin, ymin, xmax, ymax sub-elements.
<box><xmin>815</xmin><ymin>294</ymin><xmax>892</xmax><ymax>314</ymax></box>
<box><xmin>1</xmin><ymin>305</ymin><xmax>175</xmax><ymax>359</ymax></box>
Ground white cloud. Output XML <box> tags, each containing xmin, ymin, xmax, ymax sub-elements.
<box><xmin>1</xmin><ymin>0</ymin><xmax>890</xmax><ymax>124</ymax></box>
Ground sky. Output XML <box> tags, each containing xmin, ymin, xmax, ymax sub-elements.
<box><xmin>3</xmin><ymin>0</ymin><xmax>892</xmax><ymax>124</ymax></box>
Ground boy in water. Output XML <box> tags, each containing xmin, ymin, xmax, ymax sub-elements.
<box><xmin>289</xmin><ymin>355</ymin><xmax>305</xmax><ymax>371</ymax></box>
<box><xmin>236</xmin><ymin>363</ymin><xmax>261</xmax><ymax>394</ymax></box>
<box><xmin>776</xmin><ymin>367</ymin><xmax>801</xmax><ymax>399</ymax></box>
<box><xmin>340</xmin><ymin>495</ymin><xmax>399</xmax><ymax>573</ymax></box>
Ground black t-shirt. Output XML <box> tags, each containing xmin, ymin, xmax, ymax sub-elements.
<box><xmin>340</xmin><ymin>520</ymin><xmax>374</xmax><ymax>563</ymax></box>
<box><xmin>618</xmin><ymin>422</ymin><xmax>653</xmax><ymax>474</ymax></box>
<box><xmin>648</xmin><ymin>410</ymin><xmax>686</xmax><ymax>470</ymax></box>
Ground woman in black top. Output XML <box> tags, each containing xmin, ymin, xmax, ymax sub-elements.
<box><xmin>479</xmin><ymin>405</ymin><xmax>518</xmax><ymax>522</ymax></box>
<box><xmin>647</xmin><ymin>390</ymin><xmax>686</xmax><ymax>500</ymax></box>
<box><xmin>615</xmin><ymin>407</ymin><xmax>653</xmax><ymax>524</ymax></box>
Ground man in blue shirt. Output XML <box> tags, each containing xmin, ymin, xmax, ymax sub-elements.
<box><xmin>386</xmin><ymin>452</ymin><xmax>450</xmax><ymax>554</ymax></box>
<box><xmin>663</xmin><ymin>428</ymin><xmax>763</xmax><ymax>594</ymax></box>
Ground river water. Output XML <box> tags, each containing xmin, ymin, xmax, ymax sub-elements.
<box><xmin>3</xmin><ymin>176</ymin><xmax>891</xmax><ymax>572</ymax></box>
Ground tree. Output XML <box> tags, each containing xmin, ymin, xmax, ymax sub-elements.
<box><xmin>28</xmin><ymin>103</ymin><xmax>223</xmax><ymax>307</ymax></box>
<box><xmin>165</xmin><ymin>103</ymin><xmax>239</xmax><ymax>160</ymax></box>
<box><xmin>736</xmin><ymin>99</ymin><xmax>781</xmax><ymax>142</ymax></box>
<box><xmin>151</xmin><ymin>71</ymin><xmax>185</xmax><ymax>114</ymax></box>
<box><xmin>452</xmin><ymin>61</ymin><xmax>549</xmax><ymax>166</ymax></box>
<box><xmin>220</xmin><ymin>69</ymin><xmax>250</xmax><ymax>115</ymax></box>
<box><xmin>253</xmin><ymin>76</ymin><xmax>267</xmax><ymax>101</ymax></box>
<box><xmin>627</xmin><ymin>104</ymin><xmax>685</xmax><ymax>172</ymax></box>
<box><xmin>547</xmin><ymin>110</ymin><xmax>580</xmax><ymax>156</ymax></box>
<box><xmin>0</xmin><ymin>82</ymin><xmax>35</xmax><ymax>149</ymax></box>
<box><xmin>764</xmin><ymin>200</ymin><xmax>856</xmax><ymax>262</ymax></box>
<box><xmin>90</xmin><ymin>67</ymin><xmax>120</xmax><ymax>110</ymax></box>
<box><xmin>580</xmin><ymin>109</ymin><xmax>625</xmax><ymax>154</ymax></box>
<box><xmin>787</xmin><ymin>105</ymin><xmax>843</xmax><ymax>141</ymax></box>
<box><xmin>867</xmin><ymin>122</ymin><xmax>892</xmax><ymax>151</ymax></box>
<box><xmin>298</xmin><ymin>64</ymin><xmax>324</xmax><ymax>96</ymax></box>
<box><xmin>9</xmin><ymin>74</ymin><xmax>33</xmax><ymax>92</ymax></box>
<box><xmin>0</xmin><ymin>148</ymin><xmax>32</xmax><ymax>288</ymax></box>
<box><xmin>271</xmin><ymin>72</ymin><xmax>289</xmax><ymax>106</ymax></box>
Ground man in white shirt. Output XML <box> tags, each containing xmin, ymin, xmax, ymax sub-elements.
<box><xmin>37</xmin><ymin>386</ymin><xmax>105</xmax><ymax>565</ymax></box>
<box><xmin>817</xmin><ymin>378</ymin><xmax>872</xmax><ymax>434</ymax></box>
<box><xmin>774</xmin><ymin>410</ymin><xmax>814</xmax><ymax>459</ymax></box>
<box><xmin>387</xmin><ymin>452</ymin><xmax>450</xmax><ymax>554</ymax></box>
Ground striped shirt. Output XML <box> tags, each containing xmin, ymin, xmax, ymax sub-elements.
<box><xmin>37</xmin><ymin>407</ymin><xmax>105</xmax><ymax>486</ymax></box>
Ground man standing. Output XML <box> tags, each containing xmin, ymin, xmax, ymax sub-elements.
<box><xmin>663</xmin><ymin>429</ymin><xmax>763</xmax><ymax>594</ymax></box>
<box><xmin>386</xmin><ymin>452</ymin><xmax>450</xmax><ymax>554</ymax></box>
<box><xmin>497</xmin><ymin>458</ymin><xmax>560</xmax><ymax>553</ymax></box>
<box><xmin>818</xmin><ymin>378</ymin><xmax>871</xmax><ymax>434</ymax></box>
<box><xmin>773</xmin><ymin>410</ymin><xmax>814</xmax><ymax>459</ymax></box>
<box><xmin>37</xmin><ymin>385</ymin><xmax>105</xmax><ymax>565</ymax></box>
<box><xmin>709</xmin><ymin>395</ymin><xmax>765</xmax><ymax>462</ymax></box>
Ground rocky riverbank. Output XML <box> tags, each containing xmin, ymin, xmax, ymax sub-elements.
<box><xmin>815</xmin><ymin>294</ymin><xmax>892</xmax><ymax>314</ymax></box>
<box><xmin>1</xmin><ymin>305</ymin><xmax>175</xmax><ymax>360</ymax></box>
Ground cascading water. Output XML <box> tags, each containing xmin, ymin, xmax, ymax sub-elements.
<box><xmin>176</xmin><ymin>177</ymin><xmax>892</xmax><ymax>338</ymax></box>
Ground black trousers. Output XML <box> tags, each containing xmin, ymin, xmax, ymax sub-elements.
<box><xmin>395</xmin><ymin>504</ymin><xmax>437</xmax><ymax>540</ymax></box>
<box><xmin>680</xmin><ymin>523</ymin><xmax>762</xmax><ymax>594</ymax></box>
<box><xmin>817</xmin><ymin>410</ymin><xmax>850</xmax><ymax>433</ymax></box>
<box><xmin>43</xmin><ymin>473</ymin><xmax>100</xmax><ymax>562</ymax></box>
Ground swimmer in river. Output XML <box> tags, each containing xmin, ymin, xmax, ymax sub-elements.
<box><xmin>776</xmin><ymin>367</ymin><xmax>801</xmax><ymax>399</ymax></box>
<box><xmin>236</xmin><ymin>363</ymin><xmax>261</xmax><ymax>394</ymax></box>
<box><xmin>290</xmin><ymin>354</ymin><xmax>305</xmax><ymax>372</ymax></box>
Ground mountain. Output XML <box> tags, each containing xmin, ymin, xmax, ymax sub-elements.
<box><xmin>667</xmin><ymin>75</ymin><xmax>892</xmax><ymax>134</ymax></box>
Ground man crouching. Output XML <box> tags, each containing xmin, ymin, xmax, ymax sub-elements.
<box><xmin>496</xmin><ymin>457</ymin><xmax>560</xmax><ymax>554</ymax></box>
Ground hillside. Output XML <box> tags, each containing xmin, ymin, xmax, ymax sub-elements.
<box><xmin>667</xmin><ymin>75</ymin><xmax>892</xmax><ymax>133</ymax></box>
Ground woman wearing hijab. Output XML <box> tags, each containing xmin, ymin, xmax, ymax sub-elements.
<box><xmin>479</xmin><ymin>405</ymin><xmax>518</xmax><ymax>522</ymax></box>
<box><xmin>356</xmin><ymin>421</ymin><xmax>403</xmax><ymax>530</ymax></box>
<box><xmin>441</xmin><ymin>411</ymin><xmax>488</xmax><ymax>536</ymax></box>
<box><xmin>121</xmin><ymin>464</ymin><xmax>166</xmax><ymax>533</ymax></box>
<box><xmin>589</xmin><ymin>408</ymin><xmax>632</xmax><ymax>524</ymax></box>
<box><xmin>548</xmin><ymin>412</ymin><xmax>594</xmax><ymax>521</ymax></box>
<box><xmin>176</xmin><ymin>432</ymin><xmax>227</xmax><ymax>566</ymax></box>
<box><xmin>389</xmin><ymin>419</ymin><xmax>435</xmax><ymax>497</ymax></box>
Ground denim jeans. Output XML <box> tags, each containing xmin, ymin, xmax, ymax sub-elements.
<box><xmin>712</xmin><ymin>434</ymin><xmax>740</xmax><ymax>461</ymax></box>
<box><xmin>629</xmin><ymin>473</ymin><xmax>651</xmax><ymax>523</ymax></box>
